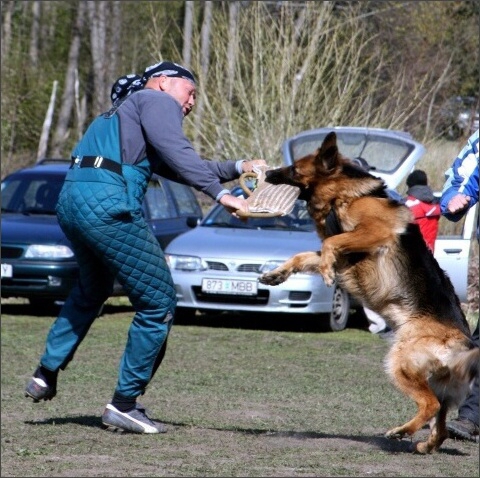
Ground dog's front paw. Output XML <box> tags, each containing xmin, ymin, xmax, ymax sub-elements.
<box><xmin>259</xmin><ymin>270</ymin><xmax>289</xmax><ymax>286</ymax></box>
<box><xmin>319</xmin><ymin>266</ymin><xmax>335</xmax><ymax>286</ymax></box>
<box><xmin>385</xmin><ymin>427</ymin><xmax>406</xmax><ymax>440</ymax></box>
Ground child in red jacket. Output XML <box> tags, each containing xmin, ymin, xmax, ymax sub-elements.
<box><xmin>404</xmin><ymin>170</ymin><xmax>441</xmax><ymax>252</ymax></box>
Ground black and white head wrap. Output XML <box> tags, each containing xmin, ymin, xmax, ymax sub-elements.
<box><xmin>110</xmin><ymin>74</ymin><xmax>143</xmax><ymax>105</ymax></box>
<box><xmin>110</xmin><ymin>61</ymin><xmax>196</xmax><ymax>106</ymax></box>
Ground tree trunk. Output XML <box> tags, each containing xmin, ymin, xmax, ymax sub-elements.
<box><xmin>37</xmin><ymin>81</ymin><xmax>58</xmax><ymax>161</ymax></box>
<box><xmin>213</xmin><ymin>1</ymin><xmax>238</xmax><ymax>156</ymax></box>
<box><xmin>226</xmin><ymin>1</ymin><xmax>239</xmax><ymax>101</ymax></box>
<box><xmin>193</xmin><ymin>0</ymin><xmax>213</xmax><ymax>151</ymax></box>
<box><xmin>87</xmin><ymin>1</ymin><xmax>108</xmax><ymax>113</ymax></box>
<box><xmin>1</xmin><ymin>0</ymin><xmax>14</xmax><ymax>58</ymax></box>
<box><xmin>51</xmin><ymin>0</ymin><xmax>86</xmax><ymax>157</ymax></box>
<box><xmin>74</xmin><ymin>68</ymin><xmax>87</xmax><ymax>141</ymax></box>
<box><xmin>107</xmin><ymin>1</ymin><xmax>122</xmax><ymax>89</ymax></box>
<box><xmin>182</xmin><ymin>1</ymin><xmax>194</xmax><ymax>68</ymax></box>
<box><xmin>28</xmin><ymin>1</ymin><xmax>41</xmax><ymax>67</ymax></box>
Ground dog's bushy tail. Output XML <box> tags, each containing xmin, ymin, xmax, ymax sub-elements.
<box><xmin>451</xmin><ymin>347</ymin><xmax>480</xmax><ymax>383</ymax></box>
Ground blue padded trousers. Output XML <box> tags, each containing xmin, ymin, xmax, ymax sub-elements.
<box><xmin>40</xmin><ymin>161</ymin><xmax>176</xmax><ymax>398</ymax></box>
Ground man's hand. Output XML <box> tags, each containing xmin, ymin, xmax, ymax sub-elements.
<box><xmin>219</xmin><ymin>193</ymin><xmax>250</xmax><ymax>218</ymax></box>
<box><xmin>447</xmin><ymin>193</ymin><xmax>471</xmax><ymax>214</ymax></box>
<box><xmin>241</xmin><ymin>159</ymin><xmax>268</xmax><ymax>173</ymax></box>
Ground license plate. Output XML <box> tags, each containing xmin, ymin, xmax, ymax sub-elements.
<box><xmin>201</xmin><ymin>278</ymin><xmax>258</xmax><ymax>296</ymax></box>
<box><xmin>1</xmin><ymin>263</ymin><xmax>13</xmax><ymax>278</ymax></box>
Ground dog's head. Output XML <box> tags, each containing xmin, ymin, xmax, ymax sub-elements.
<box><xmin>266</xmin><ymin>132</ymin><xmax>384</xmax><ymax>200</ymax></box>
<box><xmin>266</xmin><ymin>132</ymin><xmax>344</xmax><ymax>190</ymax></box>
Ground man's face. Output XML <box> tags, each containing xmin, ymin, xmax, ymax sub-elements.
<box><xmin>162</xmin><ymin>77</ymin><xmax>196</xmax><ymax>116</ymax></box>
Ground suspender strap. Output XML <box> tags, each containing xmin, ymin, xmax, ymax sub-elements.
<box><xmin>70</xmin><ymin>156</ymin><xmax>122</xmax><ymax>176</ymax></box>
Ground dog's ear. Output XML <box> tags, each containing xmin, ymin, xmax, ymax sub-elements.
<box><xmin>316</xmin><ymin>132</ymin><xmax>339</xmax><ymax>171</ymax></box>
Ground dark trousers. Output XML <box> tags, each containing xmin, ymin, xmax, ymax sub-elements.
<box><xmin>458</xmin><ymin>322</ymin><xmax>479</xmax><ymax>426</ymax></box>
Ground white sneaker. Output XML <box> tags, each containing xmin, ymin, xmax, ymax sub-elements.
<box><xmin>101</xmin><ymin>403</ymin><xmax>166</xmax><ymax>434</ymax></box>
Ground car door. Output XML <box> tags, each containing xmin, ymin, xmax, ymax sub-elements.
<box><xmin>434</xmin><ymin>204</ymin><xmax>477</xmax><ymax>303</ymax></box>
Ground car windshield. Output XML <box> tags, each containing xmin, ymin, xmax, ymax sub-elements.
<box><xmin>202</xmin><ymin>196</ymin><xmax>315</xmax><ymax>232</ymax></box>
<box><xmin>1</xmin><ymin>174</ymin><xmax>64</xmax><ymax>215</ymax></box>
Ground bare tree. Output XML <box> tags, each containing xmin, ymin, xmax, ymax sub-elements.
<box><xmin>226</xmin><ymin>1</ymin><xmax>239</xmax><ymax>101</ymax></box>
<box><xmin>188</xmin><ymin>2</ymin><xmax>453</xmax><ymax>163</ymax></box>
<box><xmin>1</xmin><ymin>0</ymin><xmax>14</xmax><ymax>58</ymax></box>
<box><xmin>37</xmin><ymin>81</ymin><xmax>58</xmax><ymax>161</ymax></box>
<box><xmin>28</xmin><ymin>1</ymin><xmax>41</xmax><ymax>67</ymax></box>
<box><xmin>107</xmin><ymin>1</ymin><xmax>122</xmax><ymax>86</ymax></box>
<box><xmin>182</xmin><ymin>0</ymin><xmax>194</xmax><ymax>68</ymax></box>
<box><xmin>193</xmin><ymin>0</ymin><xmax>213</xmax><ymax>150</ymax></box>
<box><xmin>212</xmin><ymin>1</ymin><xmax>239</xmax><ymax>156</ymax></box>
<box><xmin>51</xmin><ymin>0</ymin><xmax>86</xmax><ymax>157</ymax></box>
<box><xmin>74</xmin><ymin>68</ymin><xmax>87</xmax><ymax>141</ymax></box>
<box><xmin>87</xmin><ymin>1</ymin><xmax>108</xmax><ymax>113</ymax></box>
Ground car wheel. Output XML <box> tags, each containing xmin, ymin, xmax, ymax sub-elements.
<box><xmin>328</xmin><ymin>284</ymin><xmax>350</xmax><ymax>331</ymax></box>
<box><xmin>28</xmin><ymin>297</ymin><xmax>61</xmax><ymax>312</ymax></box>
<box><xmin>175</xmin><ymin>307</ymin><xmax>197</xmax><ymax>320</ymax></box>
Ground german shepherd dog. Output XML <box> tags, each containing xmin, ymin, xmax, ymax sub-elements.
<box><xmin>258</xmin><ymin>132</ymin><xmax>479</xmax><ymax>454</ymax></box>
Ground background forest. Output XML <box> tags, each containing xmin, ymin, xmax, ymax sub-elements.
<box><xmin>1</xmin><ymin>0</ymin><xmax>479</xmax><ymax>177</ymax></box>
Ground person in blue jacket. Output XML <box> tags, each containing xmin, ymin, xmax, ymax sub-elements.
<box><xmin>440</xmin><ymin>129</ymin><xmax>479</xmax><ymax>443</ymax></box>
<box><xmin>25</xmin><ymin>61</ymin><xmax>267</xmax><ymax>434</ymax></box>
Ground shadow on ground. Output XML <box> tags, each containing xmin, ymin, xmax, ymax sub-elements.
<box><xmin>173</xmin><ymin>309</ymin><xmax>369</xmax><ymax>334</ymax></box>
<box><xmin>1</xmin><ymin>299</ymin><xmax>370</xmax><ymax>334</ymax></box>
<box><xmin>23</xmin><ymin>414</ymin><xmax>469</xmax><ymax>456</ymax></box>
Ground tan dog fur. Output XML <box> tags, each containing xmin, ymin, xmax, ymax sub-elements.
<box><xmin>259</xmin><ymin>132</ymin><xmax>479</xmax><ymax>454</ymax></box>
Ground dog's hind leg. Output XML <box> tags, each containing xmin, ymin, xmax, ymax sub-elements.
<box><xmin>259</xmin><ymin>251</ymin><xmax>322</xmax><ymax>286</ymax></box>
<box><xmin>385</xmin><ymin>367</ymin><xmax>441</xmax><ymax>454</ymax></box>
<box><xmin>415</xmin><ymin>402</ymin><xmax>449</xmax><ymax>454</ymax></box>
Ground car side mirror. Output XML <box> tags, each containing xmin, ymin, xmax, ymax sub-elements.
<box><xmin>186</xmin><ymin>216</ymin><xmax>201</xmax><ymax>228</ymax></box>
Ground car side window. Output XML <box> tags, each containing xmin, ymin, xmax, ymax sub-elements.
<box><xmin>144</xmin><ymin>181</ymin><xmax>171</xmax><ymax>219</ymax></box>
<box><xmin>167</xmin><ymin>180</ymin><xmax>202</xmax><ymax>217</ymax></box>
<box><xmin>1</xmin><ymin>178</ymin><xmax>60</xmax><ymax>213</ymax></box>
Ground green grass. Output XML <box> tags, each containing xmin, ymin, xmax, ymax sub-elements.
<box><xmin>1</xmin><ymin>304</ymin><xmax>478</xmax><ymax>477</ymax></box>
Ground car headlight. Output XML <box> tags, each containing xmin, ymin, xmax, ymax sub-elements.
<box><xmin>165</xmin><ymin>254</ymin><xmax>208</xmax><ymax>271</ymax></box>
<box><xmin>259</xmin><ymin>260</ymin><xmax>286</xmax><ymax>273</ymax></box>
<box><xmin>25</xmin><ymin>244</ymin><xmax>74</xmax><ymax>259</ymax></box>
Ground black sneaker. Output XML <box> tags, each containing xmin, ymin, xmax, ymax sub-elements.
<box><xmin>25</xmin><ymin>377</ymin><xmax>57</xmax><ymax>402</ymax></box>
<box><xmin>101</xmin><ymin>403</ymin><xmax>167</xmax><ymax>434</ymax></box>
<box><xmin>447</xmin><ymin>418</ymin><xmax>479</xmax><ymax>443</ymax></box>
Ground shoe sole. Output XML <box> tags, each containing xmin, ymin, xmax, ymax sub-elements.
<box><xmin>24</xmin><ymin>390</ymin><xmax>56</xmax><ymax>402</ymax></box>
<box><xmin>101</xmin><ymin>423</ymin><xmax>129</xmax><ymax>433</ymax></box>
<box><xmin>101</xmin><ymin>404</ymin><xmax>166</xmax><ymax>434</ymax></box>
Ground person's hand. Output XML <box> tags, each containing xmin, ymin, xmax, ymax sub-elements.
<box><xmin>447</xmin><ymin>193</ymin><xmax>471</xmax><ymax>214</ymax></box>
<box><xmin>241</xmin><ymin>159</ymin><xmax>268</xmax><ymax>173</ymax></box>
<box><xmin>219</xmin><ymin>193</ymin><xmax>249</xmax><ymax>218</ymax></box>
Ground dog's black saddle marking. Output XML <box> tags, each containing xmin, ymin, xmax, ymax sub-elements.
<box><xmin>324</xmin><ymin>203</ymin><xmax>367</xmax><ymax>265</ymax></box>
<box><xmin>325</xmin><ymin>206</ymin><xmax>343</xmax><ymax>236</ymax></box>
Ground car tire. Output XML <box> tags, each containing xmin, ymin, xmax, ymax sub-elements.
<box><xmin>175</xmin><ymin>307</ymin><xmax>197</xmax><ymax>320</ymax></box>
<box><xmin>28</xmin><ymin>297</ymin><xmax>61</xmax><ymax>312</ymax></box>
<box><xmin>328</xmin><ymin>284</ymin><xmax>350</xmax><ymax>331</ymax></box>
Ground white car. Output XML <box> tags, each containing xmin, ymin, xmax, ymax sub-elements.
<box><xmin>165</xmin><ymin>127</ymin><xmax>476</xmax><ymax>331</ymax></box>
